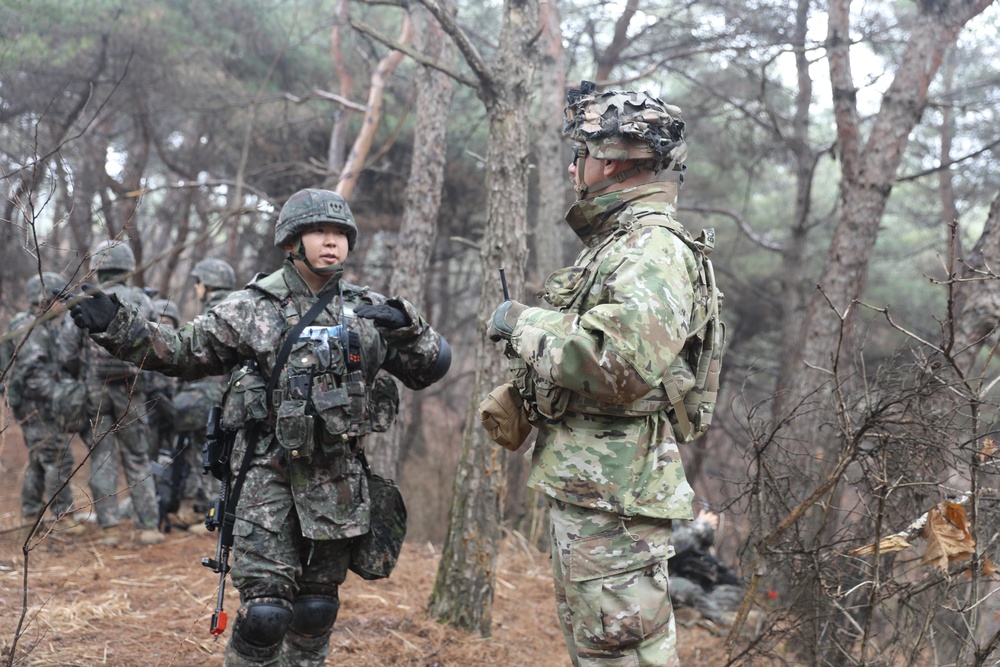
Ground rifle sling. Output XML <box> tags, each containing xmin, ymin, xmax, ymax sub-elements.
<box><xmin>220</xmin><ymin>286</ymin><xmax>341</xmax><ymax>547</ymax></box>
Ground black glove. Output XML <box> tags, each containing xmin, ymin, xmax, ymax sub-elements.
<box><xmin>70</xmin><ymin>284</ymin><xmax>120</xmax><ymax>333</ymax></box>
<box><xmin>355</xmin><ymin>300</ymin><xmax>411</xmax><ymax>330</ymax></box>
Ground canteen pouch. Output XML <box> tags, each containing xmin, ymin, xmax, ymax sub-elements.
<box><xmin>479</xmin><ymin>382</ymin><xmax>532</xmax><ymax>451</ymax></box>
<box><xmin>350</xmin><ymin>474</ymin><xmax>407</xmax><ymax>580</ymax></box>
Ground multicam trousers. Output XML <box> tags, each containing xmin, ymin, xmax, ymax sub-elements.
<box><xmin>87</xmin><ymin>381</ymin><xmax>159</xmax><ymax>531</ymax></box>
<box><xmin>20</xmin><ymin>416</ymin><xmax>75</xmax><ymax>518</ymax></box>
<box><xmin>548</xmin><ymin>498</ymin><xmax>679</xmax><ymax>667</ymax></box>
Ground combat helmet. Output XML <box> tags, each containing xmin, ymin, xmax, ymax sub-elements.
<box><xmin>191</xmin><ymin>258</ymin><xmax>236</xmax><ymax>291</ymax></box>
<box><xmin>564</xmin><ymin>81</ymin><xmax>687</xmax><ymax>197</ymax></box>
<box><xmin>25</xmin><ymin>272</ymin><xmax>67</xmax><ymax>306</ymax></box>
<box><xmin>275</xmin><ymin>189</ymin><xmax>357</xmax><ymax>251</ymax></box>
<box><xmin>89</xmin><ymin>239</ymin><xmax>137</xmax><ymax>273</ymax></box>
<box><xmin>153</xmin><ymin>298</ymin><xmax>181</xmax><ymax>327</ymax></box>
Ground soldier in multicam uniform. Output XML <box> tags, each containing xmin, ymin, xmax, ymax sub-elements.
<box><xmin>60</xmin><ymin>240</ymin><xmax>166</xmax><ymax>547</ymax></box>
<box><xmin>486</xmin><ymin>82</ymin><xmax>698</xmax><ymax>667</ymax></box>
<box><xmin>2</xmin><ymin>272</ymin><xmax>83</xmax><ymax>535</ymax></box>
<box><xmin>67</xmin><ymin>188</ymin><xmax>451</xmax><ymax>667</ymax></box>
<box><xmin>172</xmin><ymin>258</ymin><xmax>237</xmax><ymax>531</ymax></box>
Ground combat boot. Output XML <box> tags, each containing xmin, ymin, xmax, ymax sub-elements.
<box><xmin>97</xmin><ymin>523</ymin><xmax>126</xmax><ymax>547</ymax></box>
<box><xmin>138</xmin><ymin>529</ymin><xmax>166</xmax><ymax>545</ymax></box>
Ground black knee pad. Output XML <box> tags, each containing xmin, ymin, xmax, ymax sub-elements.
<box><xmin>231</xmin><ymin>598</ymin><xmax>293</xmax><ymax>659</ymax></box>
<box><xmin>289</xmin><ymin>594</ymin><xmax>340</xmax><ymax>637</ymax></box>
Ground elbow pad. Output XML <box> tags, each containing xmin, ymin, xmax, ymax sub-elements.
<box><xmin>426</xmin><ymin>335</ymin><xmax>452</xmax><ymax>383</ymax></box>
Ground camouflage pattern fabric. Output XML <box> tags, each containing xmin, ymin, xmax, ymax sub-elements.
<box><xmin>173</xmin><ymin>287</ymin><xmax>232</xmax><ymax>503</ymax></box>
<box><xmin>89</xmin><ymin>260</ymin><xmax>445</xmax><ymax>665</ymax></box>
<box><xmin>4</xmin><ymin>309</ymin><xmax>76</xmax><ymax>518</ymax></box>
<box><xmin>564</xmin><ymin>84</ymin><xmax>687</xmax><ymax>174</ymax></box>
<box><xmin>506</xmin><ymin>182</ymin><xmax>701</xmax><ymax>521</ymax></box>
<box><xmin>60</xmin><ymin>277</ymin><xmax>160</xmax><ymax>531</ymax></box>
<box><xmin>548</xmin><ymin>498</ymin><xmax>679</xmax><ymax>667</ymax></box>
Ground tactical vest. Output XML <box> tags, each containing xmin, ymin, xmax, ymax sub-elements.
<box><xmin>219</xmin><ymin>270</ymin><xmax>398</xmax><ymax>461</ymax></box>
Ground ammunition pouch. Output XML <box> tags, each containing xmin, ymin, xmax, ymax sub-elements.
<box><xmin>221</xmin><ymin>364</ymin><xmax>269</xmax><ymax>430</ymax></box>
<box><xmin>275</xmin><ymin>398</ymin><xmax>314</xmax><ymax>460</ymax></box>
<box><xmin>368</xmin><ymin>375</ymin><xmax>399</xmax><ymax>433</ymax></box>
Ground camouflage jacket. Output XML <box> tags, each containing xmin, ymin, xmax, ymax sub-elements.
<box><xmin>510</xmin><ymin>183</ymin><xmax>702</xmax><ymax>520</ymax></box>
<box><xmin>92</xmin><ymin>260</ymin><xmax>446</xmax><ymax>540</ymax></box>
<box><xmin>4</xmin><ymin>309</ymin><xmax>66</xmax><ymax>423</ymax></box>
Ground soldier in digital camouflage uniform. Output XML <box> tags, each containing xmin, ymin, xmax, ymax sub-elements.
<box><xmin>147</xmin><ymin>298</ymin><xmax>180</xmax><ymax>458</ymax></box>
<box><xmin>2</xmin><ymin>272</ymin><xmax>82</xmax><ymax>534</ymax></box>
<box><xmin>172</xmin><ymin>258</ymin><xmax>237</xmax><ymax>531</ymax></box>
<box><xmin>60</xmin><ymin>240</ymin><xmax>165</xmax><ymax>547</ymax></box>
<box><xmin>486</xmin><ymin>82</ymin><xmax>699</xmax><ymax>667</ymax></box>
<box><xmin>67</xmin><ymin>188</ymin><xmax>451</xmax><ymax>666</ymax></box>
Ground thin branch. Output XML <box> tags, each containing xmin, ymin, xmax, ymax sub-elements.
<box><xmin>349</xmin><ymin>19</ymin><xmax>477</xmax><ymax>89</ymax></box>
<box><xmin>414</xmin><ymin>0</ymin><xmax>490</xmax><ymax>91</ymax></box>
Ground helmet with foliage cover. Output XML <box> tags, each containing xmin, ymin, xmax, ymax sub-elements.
<box><xmin>563</xmin><ymin>81</ymin><xmax>687</xmax><ymax>179</ymax></box>
<box><xmin>89</xmin><ymin>239</ymin><xmax>137</xmax><ymax>273</ymax></box>
<box><xmin>153</xmin><ymin>298</ymin><xmax>181</xmax><ymax>327</ymax></box>
<box><xmin>275</xmin><ymin>189</ymin><xmax>358</xmax><ymax>251</ymax></box>
<box><xmin>25</xmin><ymin>272</ymin><xmax>67</xmax><ymax>305</ymax></box>
<box><xmin>191</xmin><ymin>258</ymin><xmax>236</xmax><ymax>291</ymax></box>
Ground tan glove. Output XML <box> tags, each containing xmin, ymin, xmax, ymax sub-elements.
<box><xmin>478</xmin><ymin>382</ymin><xmax>532</xmax><ymax>451</ymax></box>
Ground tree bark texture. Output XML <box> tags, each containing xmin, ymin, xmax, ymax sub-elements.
<box><xmin>427</xmin><ymin>0</ymin><xmax>539</xmax><ymax>637</ymax></box>
<box><xmin>368</xmin><ymin>3</ymin><xmax>455</xmax><ymax>481</ymax></box>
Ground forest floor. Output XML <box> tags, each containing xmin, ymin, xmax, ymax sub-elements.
<box><xmin>0</xmin><ymin>424</ymin><xmax>757</xmax><ymax>667</ymax></box>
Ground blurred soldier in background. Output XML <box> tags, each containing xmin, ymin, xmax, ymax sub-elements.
<box><xmin>61</xmin><ymin>239</ymin><xmax>165</xmax><ymax>546</ymax></box>
<box><xmin>171</xmin><ymin>258</ymin><xmax>237</xmax><ymax>532</ymax></box>
<box><xmin>2</xmin><ymin>272</ymin><xmax>84</xmax><ymax>536</ymax></box>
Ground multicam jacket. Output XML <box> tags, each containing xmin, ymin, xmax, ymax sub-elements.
<box><xmin>509</xmin><ymin>182</ymin><xmax>704</xmax><ymax>520</ymax></box>
<box><xmin>92</xmin><ymin>260</ymin><xmax>445</xmax><ymax>540</ymax></box>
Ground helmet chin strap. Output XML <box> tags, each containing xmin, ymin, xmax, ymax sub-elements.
<box><xmin>576</xmin><ymin>159</ymin><xmax>643</xmax><ymax>200</ymax></box>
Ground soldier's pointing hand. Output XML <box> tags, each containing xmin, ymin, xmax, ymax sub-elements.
<box><xmin>69</xmin><ymin>284</ymin><xmax>120</xmax><ymax>333</ymax></box>
<box><xmin>355</xmin><ymin>300</ymin><xmax>411</xmax><ymax>330</ymax></box>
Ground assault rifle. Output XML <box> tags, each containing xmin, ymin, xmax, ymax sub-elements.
<box><xmin>200</xmin><ymin>405</ymin><xmax>238</xmax><ymax>636</ymax></box>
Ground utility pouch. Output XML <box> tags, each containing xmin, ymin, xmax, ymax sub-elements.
<box><xmin>275</xmin><ymin>398</ymin><xmax>314</xmax><ymax>460</ymax></box>
<box><xmin>345</xmin><ymin>373</ymin><xmax>370</xmax><ymax>437</ymax></box>
<box><xmin>350</xmin><ymin>473</ymin><xmax>407</xmax><ymax>580</ymax></box>
<box><xmin>312</xmin><ymin>383</ymin><xmax>350</xmax><ymax>436</ymax></box>
<box><xmin>53</xmin><ymin>378</ymin><xmax>89</xmax><ymax>433</ymax></box>
<box><xmin>221</xmin><ymin>363</ymin><xmax>268</xmax><ymax>430</ymax></box>
<box><xmin>479</xmin><ymin>382</ymin><xmax>532</xmax><ymax>451</ymax></box>
<box><xmin>534</xmin><ymin>378</ymin><xmax>571</xmax><ymax>420</ymax></box>
<box><xmin>369</xmin><ymin>375</ymin><xmax>399</xmax><ymax>433</ymax></box>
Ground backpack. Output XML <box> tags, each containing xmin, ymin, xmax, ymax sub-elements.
<box><xmin>660</xmin><ymin>226</ymin><xmax>726</xmax><ymax>443</ymax></box>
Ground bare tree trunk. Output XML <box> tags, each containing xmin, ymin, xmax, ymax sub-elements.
<box><xmin>336</xmin><ymin>14</ymin><xmax>412</xmax><ymax>200</ymax></box>
<box><xmin>422</xmin><ymin>0</ymin><xmax>539</xmax><ymax>636</ymax></box>
<box><xmin>368</xmin><ymin>2</ymin><xmax>454</xmax><ymax>481</ymax></box>
<box><xmin>779</xmin><ymin>0</ymin><xmax>994</xmax><ymax>448</ymax></box>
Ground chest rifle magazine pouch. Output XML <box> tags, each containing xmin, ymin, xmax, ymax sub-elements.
<box><xmin>350</xmin><ymin>473</ymin><xmax>407</xmax><ymax>580</ymax></box>
<box><xmin>275</xmin><ymin>398</ymin><xmax>315</xmax><ymax>460</ymax></box>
